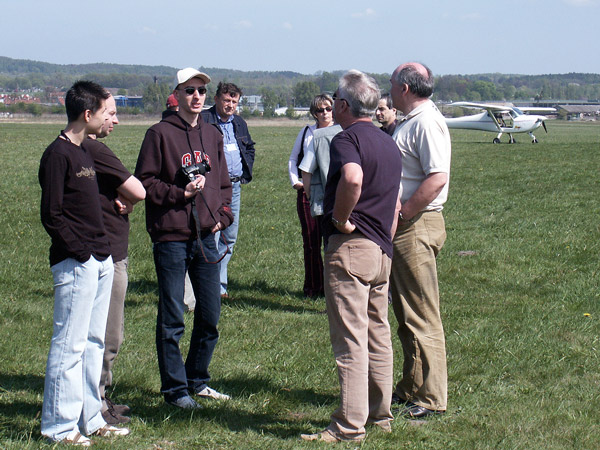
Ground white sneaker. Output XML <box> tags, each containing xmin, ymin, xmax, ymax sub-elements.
<box><xmin>92</xmin><ymin>424</ymin><xmax>131</xmax><ymax>437</ymax></box>
<box><xmin>63</xmin><ymin>429</ymin><xmax>92</xmax><ymax>447</ymax></box>
<box><xmin>195</xmin><ymin>386</ymin><xmax>231</xmax><ymax>400</ymax></box>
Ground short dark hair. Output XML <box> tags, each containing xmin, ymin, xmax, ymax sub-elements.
<box><xmin>380</xmin><ymin>93</ymin><xmax>394</xmax><ymax>109</ymax></box>
<box><xmin>309</xmin><ymin>93</ymin><xmax>333</xmax><ymax>120</ymax></box>
<box><xmin>65</xmin><ymin>80</ymin><xmax>110</xmax><ymax>123</ymax></box>
<box><xmin>394</xmin><ymin>64</ymin><xmax>434</xmax><ymax>98</ymax></box>
<box><xmin>216</xmin><ymin>82</ymin><xmax>243</xmax><ymax>98</ymax></box>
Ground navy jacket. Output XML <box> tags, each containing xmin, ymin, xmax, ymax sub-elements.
<box><xmin>201</xmin><ymin>106</ymin><xmax>256</xmax><ymax>184</ymax></box>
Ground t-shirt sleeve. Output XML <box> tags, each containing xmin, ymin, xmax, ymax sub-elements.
<box><xmin>415</xmin><ymin>119</ymin><xmax>450</xmax><ymax>175</ymax></box>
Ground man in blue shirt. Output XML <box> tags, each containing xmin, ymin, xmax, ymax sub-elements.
<box><xmin>201</xmin><ymin>82</ymin><xmax>256</xmax><ymax>299</ymax></box>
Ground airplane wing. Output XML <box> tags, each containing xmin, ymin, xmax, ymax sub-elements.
<box><xmin>448</xmin><ymin>102</ymin><xmax>507</xmax><ymax>131</ymax></box>
<box><xmin>519</xmin><ymin>107</ymin><xmax>557</xmax><ymax>114</ymax></box>
<box><xmin>448</xmin><ymin>102</ymin><xmax>512</xmax><ymax>113</ymax></box>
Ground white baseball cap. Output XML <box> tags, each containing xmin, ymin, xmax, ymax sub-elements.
<box><xmin>173</xmin><ymin>68</ymin><xmax>211</xmax><ymax>89</ymax></box>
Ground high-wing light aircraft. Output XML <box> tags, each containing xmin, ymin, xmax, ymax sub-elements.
<box><xmin>445</xmin><ymin>102</ymin><xmax>555</xmax><ymax>144</ymax></box>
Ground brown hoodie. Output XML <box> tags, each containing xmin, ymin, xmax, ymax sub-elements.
<box><xmin>135</xmin><ymin>113</ymin><xmax>233</xmax><ymax>243</ymax></box>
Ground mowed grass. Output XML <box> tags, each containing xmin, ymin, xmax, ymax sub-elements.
<box><xmin>0</xmin><ymin>119</ymin><xmax>599</xmax><ymax>449</ymax></box>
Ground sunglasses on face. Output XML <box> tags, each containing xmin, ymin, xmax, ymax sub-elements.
<box><xmin>180</xmin><ymin>86</ymin><xmax>207</xmax><ymax>96</ymax></box>
<box><xmin>315</xmin><ymin>106</ymin><xmax>332</xmax><ymax>113</ymax></box>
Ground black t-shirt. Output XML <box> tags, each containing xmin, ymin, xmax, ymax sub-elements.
<box><xmin>83</xmin><ymin>138</ymin><xmax>132</xmax><ymax>262</ymax></box>
<box><xmin>324</xmin><ymin>121</ymin><xmax>402</xmax><ymax>257</ymax></box>
<box><xmin>39</xmin><ymin>136</ymin><xmax>111</xmax><ymax>266</ymax></box>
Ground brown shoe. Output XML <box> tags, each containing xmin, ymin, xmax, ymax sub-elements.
<box><xmin>102</xmin><ymin>408</ymin><xmax>131</xmax><ymax>425</ymax></box>
<box><xmin>300</xmin><ymin>429</ymin><xmax>363</xmax><ymax>443</ymax></box>
<box><xmin>220</xmin><ymin>293</ymin><xmax>230</xmax><ymax>300</ymax></box>
<box><xmin>300</xmin><ymin>430</ymin><xmax>340</xmax><ymax>443</ymax></box>
<box><xmin>105</xmin><ymin>396</ymin><xmax>131</xmax><ymax>415</ymax></box>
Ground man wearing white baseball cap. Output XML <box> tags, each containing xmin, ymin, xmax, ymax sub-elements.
<box><xmin>135</xmin><ymin>67</ymin><xmax>234</xmax><ymax>409</ymax></box>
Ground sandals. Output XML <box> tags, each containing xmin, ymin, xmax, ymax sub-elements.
<box><xmin>91</xmin><ymin>424</ymin><xmax>131</xmax><ymax>437</ymax></box>
<box><xmin>62</xmin><ymin>430</ymin><xmax>92</xmax><ymax>447</ymax></box>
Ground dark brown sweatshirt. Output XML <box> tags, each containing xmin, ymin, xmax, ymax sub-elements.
<box><xmin>135</xmin><ymin>113</ymin><xmax>233</xmax><ymax>243</ymax></box>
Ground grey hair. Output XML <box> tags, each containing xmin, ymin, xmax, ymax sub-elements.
<box><xmin>337</xmin><ymin>69</ymin><xmax>380</xmax><ymax>118</ymax></box>
<box><xmin>393</xmin><ymin>64</ymin><xmax>434</xmax><ymax>98</ymax></box>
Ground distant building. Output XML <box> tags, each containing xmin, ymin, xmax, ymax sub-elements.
<box><xmin>114</xmin><ymin>95</ymin><xmax>143</xmax><ymax>108</ymax></box>
<box><xmin>556</xmin><ymin>105</ymin><xmax>600</xmax><ymax>121</ymax></box>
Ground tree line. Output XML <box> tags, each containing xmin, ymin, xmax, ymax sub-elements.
<box><xmin>1</xmin><ymin>56</ymin><xmax>599</xmax><ymax>116</ymax></box>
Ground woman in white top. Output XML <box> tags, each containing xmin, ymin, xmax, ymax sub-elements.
<box><xmin>287</xmin><ymin>94</ymin><xmax>334</xmax><ymax>298</ymax></box>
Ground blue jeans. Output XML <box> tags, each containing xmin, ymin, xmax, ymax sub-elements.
<box><xmin>153</xmin><ymin>235</ymin><xmax>221</xmax><ymax>402</ymax></box>
<box><xmin>41</xmin><ymin>256</ymin><xmax>114</xmax><ymax>442</ymax></box>
<box><xmin>215</xmin><ymin>180</ymin><xmax>240</xmax><ymax>295</ymax></box>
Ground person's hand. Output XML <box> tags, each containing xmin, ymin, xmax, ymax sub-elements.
<box><xmin>334</xmin><ymin>219</ymin><xmax>356</xmax><ymax>234</ymax></box>
<box><xmin>184</xmin><ymin>175</ymin><xmax>206</xmax><ymax>199</ymax></box>
<box><xmin>211</xmin><ymin>222</ymin><xmax>223</xmax><ymax>233</ymax></box>
<box><xmin>293</xmin><ymin>182</ymin><xmax>303</xmax><ymax>191</ymax></box>
<box><xmin>115</xmin><ymin>195</ymin><xmax>133</xmax><ymax>215</ymax></box>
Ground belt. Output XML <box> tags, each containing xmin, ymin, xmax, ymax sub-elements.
<box><xmin>230</xmin><ymin>176</ymin><xmax>242</xmax><ymax>183</ymax></box>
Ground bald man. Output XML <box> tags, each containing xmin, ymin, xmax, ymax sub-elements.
<box><xmin>389</xmin><ymin>62</ymin><xmax>452</xmax><ymax>419</ymax></box>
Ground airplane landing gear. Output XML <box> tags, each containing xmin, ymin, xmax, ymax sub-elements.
<box><xmin>528</xmin><ymin>131</ymin><xmax>538</xmax><ymax>143</ymax></box>
<box><xmin>508</xmin><ymin>135</ymin><xmax>516</xmax><ymax>144</ymax></box>
<box><xmin>493</xmin><ymin>138</ymin><xmax>501</xmax><ymax>144</ymax></box>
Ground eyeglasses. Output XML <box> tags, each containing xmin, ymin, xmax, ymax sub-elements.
<box><xmin>179</xmin><ymin>86</ymin><xmax>207</xmax><ymax>96</ymax></box>
<box><xmin>332</xmin><ymin>92</ymin><xmax>348</xmax><ymax>104</ymax></box>
<box><xmin>315</xmin><ymin>106</ymin><xmax>332</xmax><ymax>113</ymax></box>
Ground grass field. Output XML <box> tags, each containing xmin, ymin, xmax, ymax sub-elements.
<box><xmin>0</xmin><ymin>119</ymin><xmax>599</xmax><ymax>449</ymax></box>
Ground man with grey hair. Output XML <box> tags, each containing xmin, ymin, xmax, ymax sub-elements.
<box><xmin>375</xmin><ymin>93</ymin><xmax>398</xmax><ymax>135</ymax></box>
<box><xmin>389</xmin><ymin>62</ymin><xmax>451</xmax><ymax>419</ymax></box>
<box><xmin>301</xmin><ymin>70</ymin><xmax>402</xmax><ymax>443</ymax></box>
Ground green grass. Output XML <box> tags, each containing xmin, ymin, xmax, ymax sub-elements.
<box><xmin>0</xmin><ymin>120</ymin><xmax>599</xmax><ymax>449</ymax></box>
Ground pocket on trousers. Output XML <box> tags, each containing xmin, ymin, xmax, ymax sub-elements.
<box><xmin>346</xmin><ymin>242</ymin><xmax>380</xmax><ymax>282</ymax></box>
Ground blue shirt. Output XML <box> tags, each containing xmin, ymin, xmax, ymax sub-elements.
<box><xmin>217</xmin><ymin>115</ymin><xmax>243</xmax><ymax>178</ymax></box>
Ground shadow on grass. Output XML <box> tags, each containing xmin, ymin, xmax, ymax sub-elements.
<box><xmin>0</xmin><ymin>373</ymin><xmax>44</xmax><ymax>394</ymax></box>
<box><xmin>109</xmin><ymin>374</ymin><xmax>335</xmax><ymax>438</ymax></box>
<box><xmin>226</xmin><ymin>279</ymin><xmax>326</xmax><ymax>314</ymax></box>
<box><xmin>0</xmin><ymin>373</ymin><xmax>334</xmax><ymax>443</ymax></box>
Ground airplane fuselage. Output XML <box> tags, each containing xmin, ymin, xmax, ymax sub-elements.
<box><xmin>445</xmin><ymin>111</ymin><xmax>546</xmax><ymax>134</ymax></box>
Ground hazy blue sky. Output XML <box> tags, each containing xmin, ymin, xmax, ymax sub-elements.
<box><xmin>2</xmin><ymin>0</ymin><xmax>598</xmax><ymax>76</ymax></box>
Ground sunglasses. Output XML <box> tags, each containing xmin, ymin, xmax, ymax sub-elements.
<box><xmin>179</xmin><ymin>86</ymin><xmax>207</xmax><ymax>96</ymax></box>
<box><xmin>315</xmin><ymin>106</ymin><xmax>332</xmax><ymax>113</ymax></box>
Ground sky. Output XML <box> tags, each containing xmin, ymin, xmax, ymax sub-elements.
<box><xmin>2</xmin><ymin>0</ymin><xmax>599</xmax><ymax>76</ymax></box>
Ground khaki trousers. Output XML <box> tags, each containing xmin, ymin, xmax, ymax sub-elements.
<box><xmin>100</xmin><ymin>257</ymin><xmax>128</xmax><ymax>409</ymax></box>
<box><xmin>325</xmin><ymin>234</ymin><xmax>394</xmax><ymax>440</ymax></box>
<box><xmin>390</xmin><ymin>211</ymin><xmax>447</xmax><ymax>411</ymax></box>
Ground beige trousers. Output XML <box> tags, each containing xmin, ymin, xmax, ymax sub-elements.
<box><xmin>390</xmin><ymin>211</ymin><xmax>447</xmax><ymax>411</ymax></box>
<box><xmin>324</xmin><ymin>233</ymin><xmax>394</xmax><ymax>440</ymax></box>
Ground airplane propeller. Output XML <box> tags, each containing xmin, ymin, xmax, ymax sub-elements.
<box><xmin>542</xmin><ymin>120</ymin><xmax>548</xmax><ymax>133</ymax></box>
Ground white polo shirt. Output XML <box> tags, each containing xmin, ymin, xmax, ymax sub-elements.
<box><xmin>393</xmin><ymin>99</ymin><xmax>452</xmax><ymax>212</ymax></box>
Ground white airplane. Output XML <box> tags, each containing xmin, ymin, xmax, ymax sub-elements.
<box><xmin>445</xmin><ymin>102</ymin><xmax>555</xmax><ymax>144</ymax></box>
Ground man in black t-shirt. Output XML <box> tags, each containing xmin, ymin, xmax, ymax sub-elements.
<box><xmin>83</xmin><ymin>94</ymin><xmax>145</xmax><ymax>425</ymax></box>
<box><xmin>301</xmin><ymin>70</ymin><xmax>402</xmax><ymax>443</ymax></box>
<box><xmin>39</xmin><ymin>81</ymin><xmax>130</xmax><ymax>445</ymax></box>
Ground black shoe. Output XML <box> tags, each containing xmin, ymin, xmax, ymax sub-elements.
<box><xmin>401</xmin><ymin>402</ymin><xmax>445</xmax><ymax>419</ymax></box>
<box><xmin>391</xmin><ymin>393</ymin><xmax>409</xmax><ymax>406</ymax></box>
<box><xmin>105</xmin><ymin>396</ymin><xmax>131</xmax><ymax>416</ymax></box>
<box><xmin>102</xmin><ymin>407</ymin><xmax>131</xmax><ymax>425</ymax></box>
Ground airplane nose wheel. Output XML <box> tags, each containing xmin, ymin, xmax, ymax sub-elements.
<box><xmin>532</xmin><ymin>138</ymin><xmax>538</xmax><ymax>144</ymax></box>
<box><xmin>509</xmin><ymin>136</ymin><xmax>516</xmax><ymax>144</ymax></box>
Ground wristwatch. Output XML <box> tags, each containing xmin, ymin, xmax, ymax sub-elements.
<box><xmin>398</xmin><ymin>212</ymin><xmax>414</xmax><ymax>223</ymax></box>
<box><xmin>331</xmin><ymin>216</ymin><xmax>347</xmax><ymax>227</ymax></box>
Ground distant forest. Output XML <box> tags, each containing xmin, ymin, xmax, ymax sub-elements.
<box><xmin>2</xmin><ymin>56</ymin><xmax>600</xmax><ymax>114</ymax></box>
